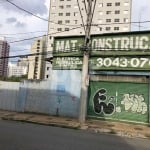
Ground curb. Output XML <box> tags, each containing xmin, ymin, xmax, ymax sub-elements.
<box><xmin>1</xmin><ymin>113</ymin><xmax>150</xmax><ymax>140</ymax></box>
<box><xmin>1</xmin><ymin>116</ymin><xmax>80</xmax><ymax>130</ymax></box>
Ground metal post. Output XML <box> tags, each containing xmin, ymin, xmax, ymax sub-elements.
<box><xmin>79</xmin><ymin>0</ymin><xmax>93</xmax><ymax>124</ymax></box>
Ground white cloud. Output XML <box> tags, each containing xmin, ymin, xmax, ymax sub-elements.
<box><xmin>0</xmin><ymin>0</ymin><xmax>48</xmax><ymax>15</ymax></box>
<box><xmin>0</xmin><ymin>0</ymin><xmax>49</xmax><ymax>60</ymax></box>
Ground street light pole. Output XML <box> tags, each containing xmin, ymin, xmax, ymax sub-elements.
<box><xmin>79</xmin><ymin>0</ymin><xmax>93</xmax><ymax>124</ymax></box>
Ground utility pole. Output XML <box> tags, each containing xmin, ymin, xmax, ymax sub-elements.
<box><xmin>79</xmin><ymin>0</ymin><xmax>93</xmax><ymax>124</ymax></box>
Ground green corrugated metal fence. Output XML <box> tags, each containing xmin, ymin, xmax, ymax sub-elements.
<box><xmin>88</xmin><ymin>81</ymin><xmax>150</xmax><ymax>124</ymax></box>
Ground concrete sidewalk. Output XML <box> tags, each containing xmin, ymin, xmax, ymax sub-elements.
<box><xmin>0</xmin><ymin>110</ymin><xmax>150</xmax><ymax>139</ymax></box>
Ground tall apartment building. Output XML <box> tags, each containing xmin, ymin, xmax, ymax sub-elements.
<box><xmin>0</xmin><ymin>37</ymin><xmax>10</xmax><ymax>77</ymax></box>
<box><xmin>49</xmin><ymin>0</ymin><xmax>131</xmax><ymax>36</ymax></box>
<box><xmin>45</xmin><ymin>0</ymin><xmax>131</xmax><ymax>79</ymax></box>
<box><xmin>17</xmin><ymin>57</ymin><xmax>29</xmax><ymax>68</ymax></box>
<box><xmin>8</xmin><ymin>57</ymin><xmax>29</xmax><ymax>77</ymax></box>
<box><xmin>28</xmin><ymin>37</ymin><xmax>46</xmax><ymax>80</ymax></box>
<box><xmin>8</xmin><ymin>62</ymin><xmax>28</xmax><ymax>77</ymax></box>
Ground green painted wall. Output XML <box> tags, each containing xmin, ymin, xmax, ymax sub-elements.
<box><xmin>88</xmin><ymin>81</ymin><xmax>149</xmax><ymax>123</ymax></box>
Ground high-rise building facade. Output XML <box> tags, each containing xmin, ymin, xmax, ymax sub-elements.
<box><xmin>0</xmin><ymin>37</ymin><xmax>10</xmax><ymax>77</ymax></box>
<box><xmin>28</xmin><ymin>37</ymin><xmax>46</xmax><ymax>80</ymax></box>
<box><xmin>45</xmin><ymin>0</ymin><xmax>131</xmax><ymax>79</ymax></box>
<box><xmin>48</xmin><ymin>0</ymin><xmax>131</xmax><ymax>36</ymax></box>
<box><xmin>8</xmin><ymin>62</ymin><xmax>28</xmax><ymax>77</ymax></box>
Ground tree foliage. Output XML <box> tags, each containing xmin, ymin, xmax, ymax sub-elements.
<box><xmin>0</xmin><ymin>75</ymin><xmax>28</xmax><ymax>82</ymax></box>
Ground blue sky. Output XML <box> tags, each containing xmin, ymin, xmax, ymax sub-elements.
<box><xmin>0</xmin><ymin>0</ymin><xmax>150</xmax><ymax>61</ymax></box>
<box><xmin>131</xmin><ymin>0</ymin><xmax>150</xmax><ymax>31</ymax></box>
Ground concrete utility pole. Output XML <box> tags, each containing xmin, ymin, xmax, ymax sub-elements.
<box><xmin>79</xmin><ymin>0</ymin><xmax>93</xmax><ymax>124</ymax></box>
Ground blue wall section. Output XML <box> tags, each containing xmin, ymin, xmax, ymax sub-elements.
<box><xmin>14</xmin><ymin>70</ymin><xmax>81</xmax><ymax>118</ymax></box>
<box><xmin>0</xmin><ymin>81</ymin><xmax>19</xmax><ymax>111</ymax></box>
<box><xmin>50</xmin><ymin>70</ymin><xmax>81</xmax><ymax>117</ymax></box>
<box><xmin>16</xmin><ymin>81</ymin><xmax>28</xmax><ymax>112</ymax></box>
<box><xmin>0</xmin><ymin>70</ymin><xmax>81</xmax><ymax>118</ymax></box>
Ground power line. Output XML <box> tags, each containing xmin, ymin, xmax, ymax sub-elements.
<box><xmin>0</xmin><ymin>51</ymin><xmax>52</xmax><ymax>60</ymax></box>
<box><xmin>8</xmin><ymin>26</ymin><xmax>82</xmax><ymax>44</ymax></box>
<box><xmin>0</xmin><ymin>0</ymin><xmax>14</xmax><ymax>4</ymax></box>
<box><xmin>2</xmin><ymin>45</ymin><xmax>150</xmax><ymax>60</ymax></box>
<box><xmin>0</xmin><ymin>30</ymin><xmax>47</xmax><ymax>36</ymax></box>
<box><xmin>91</xmin><ymin>0</ymin><xmax>97</xmax><ymax>27</ymax></box>
<box><xmin>2</xmin><ymin>20</ymin><xmax>150</xmax><ymax>41</ymax></box>
<box><xmin>3</xmin><ymin>0</ymin><xmax>150</xmax><ymax>29</ymax></box>
<box><xmin>76</xmin><ymin>0</ymin><xmax>86</xmax><ymax>33</ymax></box>
<box><xmin>83</xmin><ymin>0</ymin><xmax>87</xmax><ymax>15</ymax></box>
<box><xmin>5</xmin><ymin>0</ymin><xmax>79</xmax><ymax>27</ymax></box>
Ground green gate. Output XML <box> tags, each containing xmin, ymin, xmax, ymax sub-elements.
<box><xmin>88</xmin><ymin>81</ymin><xmax>149</xmax><ymax>123</ymax></box>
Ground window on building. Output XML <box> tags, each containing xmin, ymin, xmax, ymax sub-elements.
<box><xmin>115</xmin><ymin>2</ymin><xmax>120</xmax><ymax>6</ymax></box>
<box><xmin>46</xmin><ymin>75</ymin><xmax>49</xmax><ymax>78</ymax></box>
<box><xmin>47</xmin><ymin>67</ymin><xmax>49</xmax><ymax>71</ymax></box>
<box><xmin>74</xmin><ymin>20</ymin><xmax>78</xmax><ymax>24</ymax></box>
<box><xmin>35</xmin><ymin>57</ymin><xmax>39</xmax><ymax>61</ymax></box>
<box><xmin>106</xmin><ymin>19</ymin><xmax>111</xmax><ymax>22</ymax></box>
<box><xmin>107</xmin><ymin>3</ymin><xmax>112</xmax><ymax>6</ymax></box>
<box><xmin>66</xmin><ymin>5</ymin><xmax>71</xmax><ymax>8</ymax></box>
<box><xmin>66</xmin><ymin>12</ymin><xmax>71</xmax><ymax>16</ymax></box>
<box><xmin>114</xmin><ymin>18</ymin><xmax>120</xmax><ymax>22</ymax></box>
<box><xmin>114</xmin><ymin>27</ymin><xmax>119</xmax><ymax>30</ymax></box>
<box><xmin>59</xmin><ymin>5</ymin><xmax>64</xmax><ymax>9</ymax></box>
<box><xmin>115</xmin><ymin>10</ymin><xmax>120</xmax><ymax>14</ymax></box>
<box><xmin>106</xmin><ymin>27</ymin><xmax>111</xmax><ymax>31</ymax></box>
<box><xmin>124</xmin><ymin>18</ymin><xmax>129</xmax><ymax>23</ymax></box>
<box><xmin>58</xmin><ymin>20</ymin><xmax>63</xmax><ymax>24</ymax></box>
<box><xmin>59</xmin><ymin>13</ymin><xmax>63</xmax><ymax>16</ymax></box>
<box><xmin>74</xmin><ymin>12</ymin><xmax>78</xmax><ymax>16</ymax></box>
<box><xmin>65</xmin><ymin>28</ymin><xmax>69</xmax><ymax>31</ymax></box>
<box><xmin>57</xmin><ymin>28</ymin><xmax>62</xmax><ymax>31</ymax></box>
<box><xmin>106</xmin><ymin>11</ymin><xmax>111</xmax><ymax>14</ymax></box>
<box><xmin>60</xmin><ymin>0</ymin><xmax>64</xmax><ymax>1</ymax></box>
<box><xmin>98</xmin><ymin>27</ymin><xmax>102</xmax><ymax>31</ymax></box>
<box><xmin>65</xmin><ymin>20</ymin><xmax>70</xmax><ymax>24</ymax></box>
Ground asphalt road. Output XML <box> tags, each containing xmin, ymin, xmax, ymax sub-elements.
<box><xmin>0</xmin><ymin>120</ymin><xmax>149</xmax><ymax>150</ymax></box>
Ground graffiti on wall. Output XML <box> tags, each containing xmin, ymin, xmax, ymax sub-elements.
<box><xmin>116</xmin><ymin>94</ymin><xmax>147</xmax><ymax>114</ymax></box>
<box><xmin>93</xmin><ymin>88</ymin><xmax>148</xmax><ymax>115</ymax></box>
<box><xmin>93</xmin><ymin>88</ymin><xmax>115</xmax><ymax>115</ymax></box>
